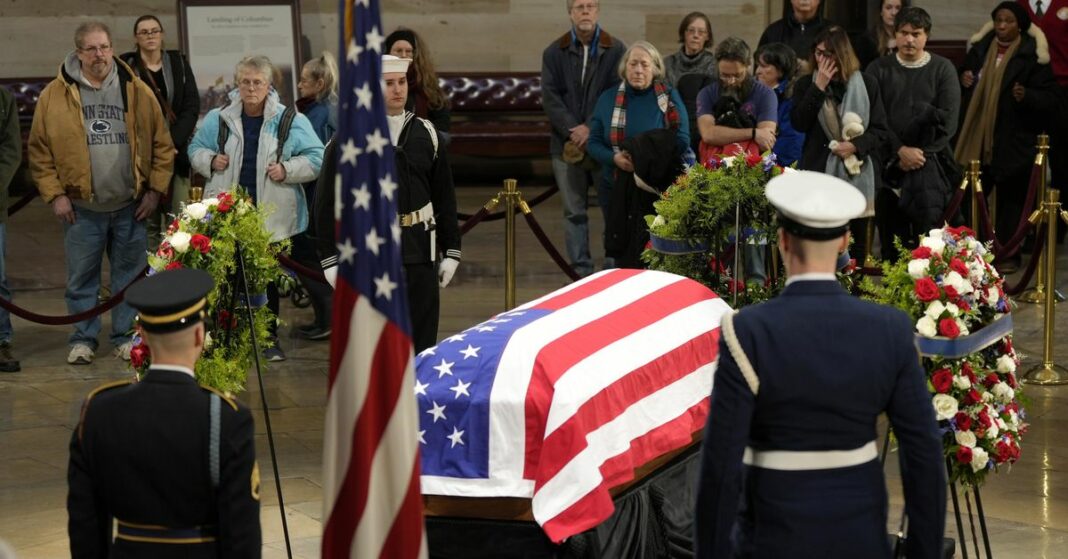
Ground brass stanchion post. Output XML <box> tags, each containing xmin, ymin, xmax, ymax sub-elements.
<box><xmin>503</xmin><ymin>179</ymin><xmax>518</xmax><ymax>310</ymax></box>
<box><xmin>189</xmin><ymin>186</ymin><xmax>204</xmax><ymax>203</ymax></box>
<box><xmin>969</xmin><ymin>160</ymin><xmax>983</xmax><ymax>235</ymax></box>
<box><xmin>864</xmin><ymin>218</ymin><xmax>877</xmax><ymax>267</ymax></box>
<box><xmin>1018</xmin><ymin>135</ymin><xmax>1058</xmax><ymax>303</ymax></box>
<box><xmin>1022</xmin><ymin>188</ymin><xmax>1068</xmax><ymax>385</ymax></box>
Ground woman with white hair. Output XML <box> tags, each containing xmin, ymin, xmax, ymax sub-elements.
<box><xmin>588</xmin><ymin>41</ymin><xmax>690</xmax><ymax>269</ymax></box>
<box><xmin>188</xmin><ymin>54</ymin><xmax>325</xmax><ymax>361</ymax></box>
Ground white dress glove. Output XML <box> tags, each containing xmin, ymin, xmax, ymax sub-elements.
<box><xmin>324</xmin><ymin>266</ymin><xmax>338</xmax><ymax>289</ymax></box>
<box><xmin>438</xmin><ymin>257</ymin><xmax>459</xmax><ymax>288</ymax></box>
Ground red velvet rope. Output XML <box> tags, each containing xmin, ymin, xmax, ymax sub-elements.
<box><xmin>941</xmin><ymin>186</ymin><xmax>967</xmax><ymax>224</ymax></box>
<box><xmin>276</xmin><ymin>253</ymin><xmax>328</xmax><ymax>285</ymax></box>
<box><xmin>522</xmin><ymin>210</ymin><xmax>581</xmax><ymax>281</ymax></box>
<box><xmin>456</xmin><ymin>185</ymin><xmax>558</xmax><ymax>221</ymax></box>
<box><xmin>1003</xmin><ymin>223</ymin><xmax>1046</xmax><ymax>296</ymax></box>
<box><xmin>974</xmin><ymin>163</ymin><xmax>1041</xmax><ymax>261</ymax></box>
<box><xmin>460</xmin><ymin>206</ymin><xmax>491</xmax><ymax>236</ymax></box>
<box><xmin>0</xmin><ymin>265</ymin><xmax>149</xmax><ymax>325</ymax></box>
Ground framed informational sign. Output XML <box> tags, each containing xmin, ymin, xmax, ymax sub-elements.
<box><xmin>177</xmin><ymin>0</ymin><xmax>303</xmax><ymax>116</ymax></box>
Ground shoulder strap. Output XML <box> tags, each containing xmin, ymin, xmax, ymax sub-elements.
<box><xmin>209</xmin><ymin>393</ymin><xmax>221</xmax><ymax>489</ymax></box>
<box><xmin>275</xmin><ymin>106</ymin><xmax>297</xmax><ymax>163</ymax></box>
<box><xmin>720</xmin><ymin>311</ymin><xmax>760</xmax><ymax>395</ymax></box>
<box><xmin>417</xmin><ymin>117</ymin><xmax>439</xmax><ymax>160</ymax></box>
<box><xmin>217</xmin><ymin>110</ymin><xmax>230</xmax><ymax>154</ymax></box>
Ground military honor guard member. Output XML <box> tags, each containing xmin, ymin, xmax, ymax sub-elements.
<box><xmin>694</xmin><ymin>171</ymin><xmax>947</xmax><ymax>558</ymax></box>
<box><xmin>67</xmin><ymin>268</ymin><xmax>261</xmax><ymax>558</ymax></box>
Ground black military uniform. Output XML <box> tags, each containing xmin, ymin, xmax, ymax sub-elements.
<box><xmin>314</xmin><ymin>112</ymin><xmax>461</xmax><ymax>352</ymax></box>
<box><xmin>67</xmin><ymin>269</ymin><xmax>261</xmax><ymax>558</ymax></box>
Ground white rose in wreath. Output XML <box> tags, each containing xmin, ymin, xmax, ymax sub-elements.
<box><xmin>925</xmin><ymin>300</ymin><xmax>946</xmax><ymax>320</ymax></box>
<box><xmin>920</xmin><ymin>234</ymin><xmax>946</xmax><ymax>255</ymax></box>
<box><xmin>916</xmin><ymin>316</ymin><xmax>938</xmax><ymax>338</ymax></box>
<box><xmin>955</xmin><ymin>430</ymin><xmax>977</xmax><ymax>448</ymax></box>
<box><xmin>996</xmin><ymin>354</ymin><xmax>1017</xmax><ymax>374</ymax></box>
<box><xmin>652</xmin><ymin>215</ymin><xmax>667</xmax><ymax>228</ymax></box>
<box><xmin>992</xmin><ymin>382</ymin><xmax>1014</xmax><ymax>403</ymax></box>
<box><xmin>169</xmin><ymin>231</ymin><xmax>192</xmax><ymax>253</ymax></box>
<box><xmin>945</xmin><ymin>302</ymin><xmax>960</xmax><ymax>317</ymax></box>
<box><xmin>204</xmin><ymin>197</ymin><xmax>220</xmax><ymax>207</ymax></box>
<box><xmin>953</xmin><ymin>374</ymin><xmax>972</xmax><ymax>390</ymax></box>
<box><xmin>932</xmin><ymin>393</ymin><xmax>959</xmax><ymax>421</ymax></box>
<box><xmin>986</xmin><ymin>421</ymin><xmax>1000</xmax><ymax>439</ymax></box>
<box><xmin>908</xmin><ymin>259</ymin><xmax>930</xmax><ymax>279</ymax></box>
<box><xmin>970</xmin><ymin>447</ymin><xmax>990</xmax><ymax>473</ymax></box>
<box><xmin>184</xmin><ymin>202</ymin><xmax>208</xmax><ymax>220</ymax></box>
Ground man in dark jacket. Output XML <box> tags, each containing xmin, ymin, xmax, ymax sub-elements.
<box><xmin>0</xmin><ymin>85</ymin><xmax>20</xmax><ymax>372</ymax></box>
<box><xmin>867</xmin><ymin>7</ymin><xmax>961</xmax><ymax>252</ymax></box>
<box><xmin>759</xmin><ymin>0</ymin><xmax>832</xmax><ymax>65</ymax></box>
<box><xmin>541</xmin><ymin>0</ymin><xmax>625</xmax><ymax>276</ymax></box>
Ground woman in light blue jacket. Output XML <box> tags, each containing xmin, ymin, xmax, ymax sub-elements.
<box><xmin>189</xmin><ymin>55</ymin><xmax>324</xmax><ymax>361</ymax></box>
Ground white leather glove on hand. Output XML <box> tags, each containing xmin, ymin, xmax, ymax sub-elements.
<box><xmin>438</xmin><ymin>257</ymin><xmax>459</xmax><ymax>288</ymax></box>
<box><xmin>324</xmin><ymin>266</ymin><xmax>338</xmax><ymax>289</ymax></box>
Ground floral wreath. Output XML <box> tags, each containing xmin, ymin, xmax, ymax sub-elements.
<box><xmin>130</xmin><ymin>189</ymin><xmax>286</xmax><ymax>394</ymax></box>
<box><xmin>865</xmin><ymin>225</ymin><xmax>1026</xmax><ymax>486</ymax></box>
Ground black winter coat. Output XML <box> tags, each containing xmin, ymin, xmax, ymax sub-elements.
<box><xmin>959</xmin><ymin>30</ymin><xmax>1059</xmax><ymax>184</ymax></box>
<box><xmin>120</xmin><ymin>50</ymin><xmax>200</xmax><ymax>176</ymax></box>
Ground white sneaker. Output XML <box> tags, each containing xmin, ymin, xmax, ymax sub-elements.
<box><xmin>67</xmin><ymin>344</ymin><xmax>95</xmax><ymax>365</ymax></box>
<box><xmin>114</xmin><ymin>341</ymin><xmax>134</xmax><ymax>361</ymax></box>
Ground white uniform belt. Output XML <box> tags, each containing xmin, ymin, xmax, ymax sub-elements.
<box><xmin>742</xmin><ymin>440</ymin><xmax>878</xmax><ymax>471</ymax></box>
<box><xmin>399</xmin><ymin>202</ymin><xmax>434</xmax><ymax>227</ymax></box>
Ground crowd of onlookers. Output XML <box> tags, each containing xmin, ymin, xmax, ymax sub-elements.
<box><xmin>544</xmin><ymin>0</ymin><xmax>1068</xmax><ymax>281</ymax></box>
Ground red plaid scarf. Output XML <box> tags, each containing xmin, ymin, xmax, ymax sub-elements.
<box><xmin>608</xmin><ymin>80</ymin><xmax>680</xmax><ymax>151</ymax></box>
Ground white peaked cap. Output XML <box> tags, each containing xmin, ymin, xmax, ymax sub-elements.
<box><xmin>382</xmin><ymin>54</ymin><xmax>411</xmax><ymax>75</ymax></box>
<box><xmin>765</xmin><ymin>170</ymin><xmax>865</xmax><ymax>239</ymax></box>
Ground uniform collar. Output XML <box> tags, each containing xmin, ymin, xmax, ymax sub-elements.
<box><xmin>143</xmin><ymin>365</ymin><xmax>197</xmax><ymax>383</ymax></box>
<box><xmin>781</xmin><ymin>278</ymin><xmax>846</xmax><ymax>296</ymax></box>
<box><xmin>785</xmin><ymin>272</ymin><xmax>836</xmax><ymax>286</ymax></box>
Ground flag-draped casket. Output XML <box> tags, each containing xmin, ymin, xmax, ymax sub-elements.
<box><xmin>415</xmin><ymin>269</ymin><xmax>733</xmax><ymax>542</ymax></box>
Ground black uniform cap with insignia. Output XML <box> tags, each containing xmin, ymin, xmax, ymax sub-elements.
<box><xmin>126</xmin><ymin>268</ymin><xmax>214</xmax><ymax>333</ymax></box>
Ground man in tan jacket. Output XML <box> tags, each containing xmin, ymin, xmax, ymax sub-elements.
<box><xmin>29</xmin><ymin>21</ymin><xmax>174</xmax><ymax>365</ymax></box>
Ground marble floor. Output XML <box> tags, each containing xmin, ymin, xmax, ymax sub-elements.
<box><xmin>0</xmin><ymin>180</ymin><xmax>1066</xmax><ymax>558</ymax></box>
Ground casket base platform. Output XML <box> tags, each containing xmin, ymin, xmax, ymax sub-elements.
<box><xmin>425</xmin><ymin>440</ymin><xmax>701</xmax><ymax>559</ymax></box>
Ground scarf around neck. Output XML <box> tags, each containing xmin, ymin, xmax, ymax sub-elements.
<box><xmin>955</xmin><ymin>35</ymin><xmax>1021</xmax><ymax>166</ymax></box>
<box><xmin>609</xmin><ymin>80</ymin><xmax>680</xmax><ymax>151</ymax></box>
<box><xmin>817</xmin><ymin>71</ymin><xmax>875</xmax><ymax>216</ymax></box>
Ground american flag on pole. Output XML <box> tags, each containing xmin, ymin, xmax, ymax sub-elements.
<box><xmin>322</xmin><ymin>0</ymin><xmax>426</xmax><ymax>556</ymax></box>
<box><xmin>415</xmin><ymin>269</ymin><xmax>732</xmax><ymax>542</ymax></box>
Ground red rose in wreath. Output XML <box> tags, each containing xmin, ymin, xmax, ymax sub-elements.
<box><xmin>914</xmin><ymin>277</ymin><xmax>941</xmax><ymax>302</ymax></box>
<box><xmin>911</xmin><ymin>246</ymin><xmax>933</xmax><ymax>260</ymax></box>
<box><xmin>956</xmin><ymin>445</ymin><xmax>973</xmax><ymax>464</ymax></box>
<box><xmin>954</xmin><ymin>412</ymin><xmax>973</xmax><ymax>431</ymax></box>
<box><xmin>938</xmin><ymin>318</ymin><xmax>961</xmax><ymax>338</ymax></box>
<box><xmin>165</xmin><ymin>261</ymin><xmax>183</xmax><ymax>270</ymax></box>
<box><xmin>931</xmin><ymin>368</ymin><xmax>953</xmax><ymax>394</ymax></box>
<box><xmin>190</xmin><ymin>234</ymin><xmax>212</xmax><ymax>254</ymax></box>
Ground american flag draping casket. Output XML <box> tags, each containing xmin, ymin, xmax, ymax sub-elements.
<box><xmin>415</xmin><ymin>269</ymin><xmax>733</xmax><ymax>542</ymax></box>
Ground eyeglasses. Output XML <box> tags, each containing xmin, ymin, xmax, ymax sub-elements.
<box><xmin>571</xmin><ymin>2</ymin><xmax>598</xmax><ymax>12</ymax></box>
<box><xmin>136</xmin><ymin>28</ymin><xmax>163</xmax><ymax>37</ymax></box>
<box><xmin>79</xmin><ymin>44</ymin><xmax>112</xmax><ymax>54</ymax></box>
<box><xmin>239</xmin><ymin>79</ymin><xmax>267</xmax><ymax>89</ymax></box>
<box><xmin>685</xmin><ymin>27</ymin><xmax>709</xmax><ymax>36</ymax></box>
<box><xmin>814</xmin><ymin>47</ymin><xmax>835</xmax><ymax>58</ymax></box>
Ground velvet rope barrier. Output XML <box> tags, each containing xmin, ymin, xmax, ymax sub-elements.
<box><xmin>1003</xmin><ymin>223</ymin><xmax>1046</xmax><ymax>296</ymax></box>
<box><xmin>0</xmin><ymin>265</ymin><xmax>149</xmax><ymax>325</ymax></box>
<box><xmin>460</xmin><ymin>206</ymin><xmax>492</xmax><ymax>236</ymax></box>
<box><xmin>7</xmin><ymin>191</ymin><xmax>36</xmax><ymax>217</ymax></box>
<box><xmin>521</xmin><ymin>210</ymin><xmax>581</xmax><ymax>281</ymax></box>
<box><xmin>941</xmin><ymin>185</ymin><xmax>967</xmax><ymax>224</ymax></box>
<box><xmin>275</xmin><ymin>253</ymin><xmax>329</xmax><ymax>285</ymax></box>
<box><xmin>456</xmin><ymin>185</ymin><xmax>558</xmax><ymax>221</ymax></box>
<box><xmin>974</xmin><ymin>165</ymin><xmax>1041</xmax><ymax>262</ymax></box>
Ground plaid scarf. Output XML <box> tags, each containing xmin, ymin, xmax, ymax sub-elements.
<box><xmin>609</xmin><ymin>80</ymin><xmax>680</xmax><ymax>152</ymax></box>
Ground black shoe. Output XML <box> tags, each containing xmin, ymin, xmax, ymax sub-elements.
<box><xmin>0</xmin><ymin>342</ymin><xmax>20</xmax><ymax>372</ymax></box>
<box><xmin>263</xmin><ymin>346</ymin><xmax>287</xmax><ymax>362</ymax></box>
<box><xmin>297</xmin><ymin>324</ymin><xmax>332</xmax><ymax>341</ymax></box>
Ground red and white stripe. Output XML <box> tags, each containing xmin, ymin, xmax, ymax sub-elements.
<box><xmin>322</xmin><ymin>284</ymin><xmax>427</xmax><ymax>558</ymax></box>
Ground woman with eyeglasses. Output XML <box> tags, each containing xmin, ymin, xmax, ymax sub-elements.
<box><xmin>187</xmin><ymin>55</ymin><xmax>325</xmax><ymax>362</ymax></box>
<box><xmin>663</xmin><ymin>12</ymin><xmax>717</xmax><ymax>88</ymax></box>
<box><xmin>791</xmin><ymin>26</ymin><xmax>890</xmax><ymax>263</ymax></box>
<box><xmin>119</xmin><ymin>15</ymin><xmax>200</xmax><ymax>249</ymax></box>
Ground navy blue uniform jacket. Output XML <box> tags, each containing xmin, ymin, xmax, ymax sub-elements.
<box><xmin>695</xmin><ymin>280</ymin><xmax>946</xmax><ymax>559</ymax></box>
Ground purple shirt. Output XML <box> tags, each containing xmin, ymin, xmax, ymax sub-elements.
<box><xmin>695</xmin><ymin>79</ymin><xmax>778</xmax><ymax>126</ymax></box>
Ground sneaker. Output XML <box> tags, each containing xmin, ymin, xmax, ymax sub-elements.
<box><xmin>296</xmin><ymin>324</ymin><xmax>331</xmax><ymax>341</ymax></box>
<box><xmin>263</xmin><ymin>346</ymin><xmax>287</xmax><ymax>362</ymax></box>
<box><xmin>67</xmin><ymin>344</ymin><xmax>95</xmax><ymax>365</ymax></box>
<box><xmin>0</xmin><ymin>342</ymin><xmax>19</xmax><ymax>373</ymax></box>
<box><xmin>114</xmin><ymin>341</ymin><xmax>134</xmax><ymax>361</ymax></box>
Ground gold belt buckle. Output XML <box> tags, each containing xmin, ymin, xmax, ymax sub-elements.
<box><xmin>399</xmin><ymin>213</ymin><xmax>414</xmax><ymax>227</ymax></box>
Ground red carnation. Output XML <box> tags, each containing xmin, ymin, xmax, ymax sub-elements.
<box><xmin>962</xmin><ymin>361</ymin><xmax>977</xmax><ymax>382</ymax></box>
<box><xmin>1006</xmin><ymin>372</ymin><xmax>1018</xmax><ymax>389</ymax></box>
<box><xmin>983</xmin><ymin>372</ymin><xmax>1000</xmax><ymax>388</ymax></box>
<box><xmin>978</xmin><ymin>408</ymin><xmax>993</xmax><ymax>429</ymax></box>
<box><xmin>939</xmin><ymin>318</ymin><xmax>961</xmax><ymax>338</ymax></box>
<box><xmin>190</xmin><ymin>234</ymin><xmax>212</xmax><ymax>254</ymax></box>
<box><xmin>944</xmin><ymin>285</ymin><xmax>959</xmax><ymax>301</ymax></box>
<box><xmin>994</xmin><ymin>440</ymin><xmax>1013</xmax><ymax>463</ymax></box>
<box><xmin>217</xmin><ymin>193</ymin><xmax>234</xmax><ymax>213</ymax></box>
<box><xmin>949</xmin><ymin>257</ymin><xmax>970</xmax><ymax>276</ymax></box>
<box><xmin>955</xmin><ymin>412</ymin><xmax>973</xmax><ymax>431</ymax></box>
<box><xmin>947</xmin><ymin>225</ymin><xmax>976</xmax><ymax>239</ymax></box>
<box><xmin>217</xmin><ymin>310</ymin><xmax>237</xmax><ymax>329</ymax></box>
<box><xmin>167</xmin><ymin>219</ymin><xmax>179</xmax><ymax>234</ymax></box>
<box><xmin>129</xmin><ymin>342</ymin><xmax>150</xmax><ymax>369</ymax></box>
<box><xmin>1002</xmin><ymin>337</ymin><xmax>1014</xmax><ymax>354</ymax></box>
<box><xmin>644</xmin><ymin>240</ymin><xmax>653</xmax><ymax>251</ymax></box>
<box><xmin>911</xmin><ymin>246</ymin><xmax>933</xmax><ymax>260</ymax></box>
<box><xmin>915</xmin><ymin>277</ymin><xmax>941</xmax><ymax>302</ymax></box>
<box><xmin>957</xmin><ymin>299</ymin><xmax>971</xmax><ymax>312</ymax></box>
<box><xmin>931</xmin><ymin>368</ymin><xmax>953</xmax><ymax>394</ymax></box>
<box><xmin>165</xmin><ymin>261</ymin><xmax>183</xmax><ymax>270</ymax></box>
<box><xmin>956</xmin><ymin>445</ymin><xmax>973</xmax><ymax>464</ymax></box>
<box><xmin>964</xmin><ymin>388</ymin><xmax>981</xmax><ymax>405</ymax></box>
<box><xmin>745</xmin><ymin>152</ymin><xmax>763</xmax><ymax>167</ymax></box>
<box><xmin>156</xmin><ymin>242</ymin><xmax>174</xmax><ymax>259</ymax></box>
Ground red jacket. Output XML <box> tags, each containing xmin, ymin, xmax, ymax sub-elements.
<box><xmin>1021</xmin><ymin>0</ymin><xmax>1068</xmax><ymax>85</ymax></box>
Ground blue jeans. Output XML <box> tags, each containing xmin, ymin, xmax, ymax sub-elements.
<box><xmin>552</xmin><ymin>156</ymin><xmax>593</xmax><ymax>277</ymax></box>
<box><xmin>0</xmin><ymin>223</ymin><xmax>11</xmax><ymax>343</ymax></box>
<box><xmin>64</xmin><ymin>204</ymin><xmax>147</xmax><ymax>349</ymax></box>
